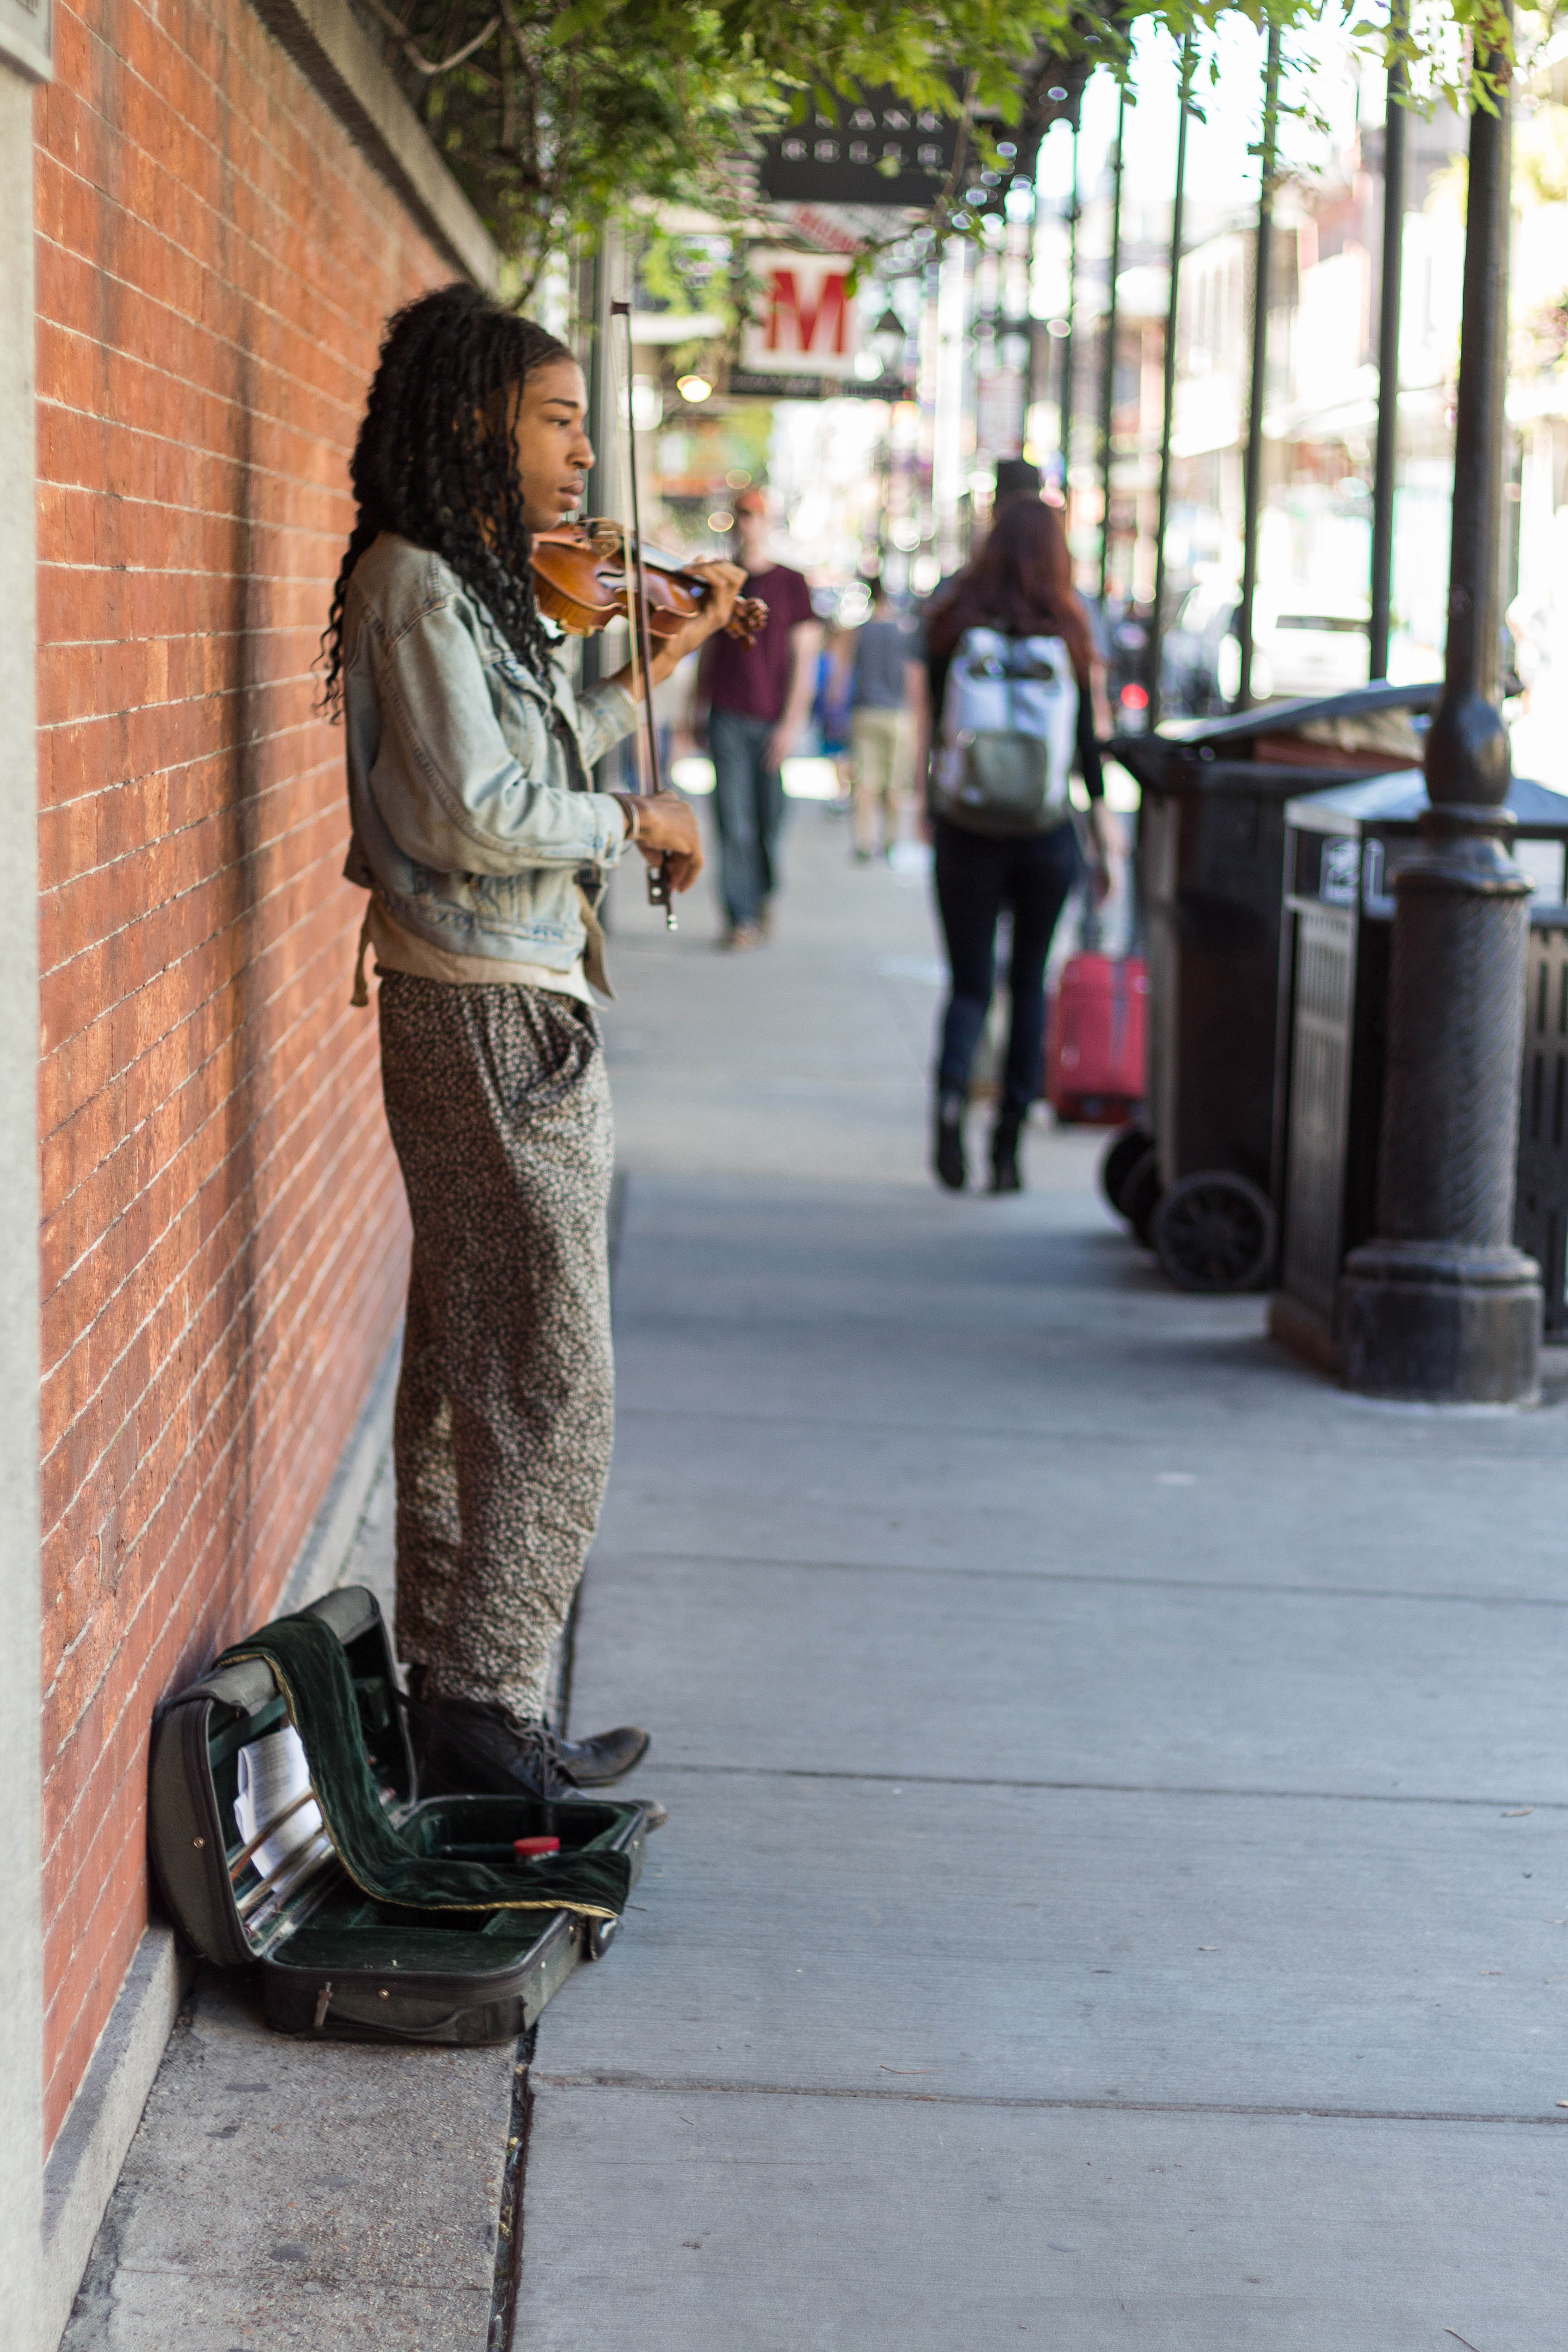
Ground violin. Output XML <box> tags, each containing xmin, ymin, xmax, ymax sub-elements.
<box><xmin>531</xmin><ymin>519</ymin><xmax>769</xmax><ymax>647</ymax></box>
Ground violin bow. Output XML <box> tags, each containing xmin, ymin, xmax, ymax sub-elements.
<box><xmin>611</xmin><ymin>297</ymin><xmax>676</xmax><ymax>930</ymax></box>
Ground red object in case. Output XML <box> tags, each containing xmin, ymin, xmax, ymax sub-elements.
<box><xmin>1046</xmin><ymin>952</ymin><xmax>1148</xmax><ymax>1125</ymax></box>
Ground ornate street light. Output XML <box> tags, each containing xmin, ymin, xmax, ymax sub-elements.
<box><xmin>869</xmin><ymin>307</ymin><xmax>907</xmax><ymax>379</ymax></box>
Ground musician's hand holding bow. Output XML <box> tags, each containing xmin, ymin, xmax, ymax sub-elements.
<box><xmin>610</xmin><ymin>789</ymin><xmax>704</xmax><ymax>893</ymax></box>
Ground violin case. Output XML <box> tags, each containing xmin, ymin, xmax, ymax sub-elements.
<box><xmin>148</xmin><ymin>1584</ymin><xmax>648</xmax><ymax>2044</ymax></box>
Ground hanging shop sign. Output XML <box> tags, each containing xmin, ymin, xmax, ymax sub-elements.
<box><xmin>732</xmin><ymin>251</ymin><xmax>862</xmax><ymax>399</ymax></box>
<box><xmin>758</xmin><ymin>88</ymin><xmax>958</xmax><ymax>208</ymax></box>
<box><xmin>755</xmin><ymin>63</ymin><xmax>1095</xmax><ymax>216</ymax></box>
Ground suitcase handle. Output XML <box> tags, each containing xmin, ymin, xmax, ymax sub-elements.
<box><xmin>311</xmin><ymin>1980</ymin><xmax>470</xmax><ymax>2040</ymax></box>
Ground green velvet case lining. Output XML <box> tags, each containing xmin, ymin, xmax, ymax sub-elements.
<box><xmin>216</xmin><ymin>1615</ymin><xmax>630</xmax><ymax>1922</ymax></box>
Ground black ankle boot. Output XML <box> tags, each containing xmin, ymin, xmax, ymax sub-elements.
<box><xmin>990</xmin><ymin>1106</ymin><xmax>1025</xmax><ymax>1193</ymax></box>
<box><xmin>403</xmin><ymin>1684</ymin><xmax>580</xmax><ymax>1799</ymax></box>
<box><xmin>934</xmin><ymin>1091</ymin><xmax>967</xmax><ymax>1190</ymax></box>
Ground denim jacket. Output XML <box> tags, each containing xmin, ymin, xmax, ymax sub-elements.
<box><xmin>340</xmin><ymin>534</ymin><xmax>636</xmax><ymax>972</ymax></box>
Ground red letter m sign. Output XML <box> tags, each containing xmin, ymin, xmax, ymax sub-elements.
<box><xmin>764</xmin><ymin>267</ymin><xmax>849</xmax><ymax>358</ymax></box>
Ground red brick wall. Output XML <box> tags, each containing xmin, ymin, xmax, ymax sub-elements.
<box><xmin>35</xmin><ymin>0</ymin><xmax>454</xmax><ymax>2147</ymax></box>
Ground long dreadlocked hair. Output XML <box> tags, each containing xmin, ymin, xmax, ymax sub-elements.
<box><xmin>319</xmin><ymin>284</ymin><xmax>571</xmax><ymax>713</ymax></box>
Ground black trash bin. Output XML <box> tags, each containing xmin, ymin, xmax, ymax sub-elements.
<box><xmin>1270</xmin><ymin>769</ymin><xmax>1568</xmax><ymax>1367</ymax></box>
<box><xmin>1106</xmin><ymin>681</ymin><xmax>1441</xmax><ymax>1292</ymax></box>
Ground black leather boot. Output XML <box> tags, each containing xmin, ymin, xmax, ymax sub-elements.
<box><xmin>404</xmin><ymin>1670</ymin><xmax>652</xmax><ymax>1795</ymax></box>
<box><xmin>556</xmin><ymin>1726</ymin><xmax>651</xmax><ymax>1785</ymax></box>
<box><xmin>990</xmin><ymin>1105</ymin><xmax>1026</xmax><ymax>1193</ymax></box>
<box><xmin>933</xmin><ymin>1090</ymin><xmax>967</xmax><ymax>1190</ymax></box>
<box><xmin>403</xmin><ymin>1680</ymin><xmax>580</xmax><ymax>1799</ymax></box>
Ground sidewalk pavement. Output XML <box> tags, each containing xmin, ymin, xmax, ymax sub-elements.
<box><xmin>522</xmin><ymin>803</ymin><xmax>1568</xmax><ymax>2348</ymax></box>
<box><xmin>65</xmin><ymin>799</ymin><xmax>1568</xmax><ymax>2348</ymax></box>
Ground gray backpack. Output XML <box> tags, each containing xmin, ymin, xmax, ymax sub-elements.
<box><xmin>934</xmin><ymin>625</ymin><xmax>1078</xmax><ymax>836</ymax></box>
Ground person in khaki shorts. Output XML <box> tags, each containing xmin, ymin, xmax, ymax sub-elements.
<box><xmin>848</xmin><ymin>573</ymin><xmax>926</xmax><ymax>861</ymax></box>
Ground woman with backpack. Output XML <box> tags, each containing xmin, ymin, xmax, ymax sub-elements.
<box><xmin>922</xmin><ymin>498</ymin><xmax>1118</xmax><ymax>1193</ymax></box>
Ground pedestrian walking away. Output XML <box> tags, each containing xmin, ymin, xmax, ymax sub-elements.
<box><xmin>922</xmin><ymin>497</ymin><xmax>1122</xmax><ymax>1194</ymax></box>
<box><xmin>321</xmin><ymin>284</ymin><xmax>743</xmax><ymax>1802</ymax></box>
<box><xmin>698</xmin><ymin>485</ymin><xmax>821</xmax><ymax>947</ymax></box>
<box><xmin>847</xmin><ymin>572</ymin><xmax>927</xmax><ymax>861</ymax></box>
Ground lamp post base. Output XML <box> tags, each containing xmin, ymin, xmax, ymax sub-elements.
<box><xmin>1338</xmin><ymin>1240</ymin><xmax>1541</xmax><ymax>1404</ymax></box>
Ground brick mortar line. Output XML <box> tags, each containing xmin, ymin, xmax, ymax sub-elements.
<box><xmin>40</xmin><ymin>1083</ymin><xmax>391</xmax><ymax>1445</ymax></box>
<box><xmin>42</xmin><ymin>912</ymin><xmax>359</xmax><ymax>1093</ymax></box>
<box><xmin>41</xmin><ymin>1259</ymin><xmax>401</xmax><ymax>1787</ymax></box>
<box><xmin>39</xmin><ymin>1183</ymin><xmax>401</xmax><ymax>1690</ymax></box>
<box><xmin>40</xmin><ymin>872</ymin><xmax>356</xmax><ymax>1027</ymax></box>
<box><xmin>40</xmin><ymin>793</ymin><xmax>343</xmax><ymax>901</ymax></box>
<box><xmin>40</xmin><ymin>934</ymin><xmax>382</xmax><ymax>1253</ymax></box>
<box><xmin>39</xmin><ymin>1142</ymin><xmax>398</xmax><ymax>1536</ymax></box>
<box><xmin>40</xmin><ymin>1171</ymin><xmax>401</xmax><ymax>1607</ymax></box>
<box><xmin>39</xmin><ymin>44</ymin><xmax>431</xmax><ymax>365</ymax></box>
<box><xmin>40</xmin><ymin>823</ymin><xmax>353</xmax><ymax>986</ymax></box>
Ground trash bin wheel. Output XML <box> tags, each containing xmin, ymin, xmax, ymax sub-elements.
<box><xmin>1151</xmin><ymin>1171</ymin><xmax>1277</xmax><ymax>1294</ymax></box>
<box><xmin>1100</xmin><ymin>1125</ymin><xmax>1154</xmax><ymax>1217</ymax></box>
<box><xmin>1121</xmin><ymin>1147</ymin><xmax>1164</xmax><ymax>1248</ymax></box>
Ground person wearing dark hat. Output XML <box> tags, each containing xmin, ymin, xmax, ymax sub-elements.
<box><xmin>992</xmin><ymin>456</ymin><xmax>1044</xmax><ymax>510</ymax></box>
<box><xmin>697</xmin><ymin>488</ymin><xmax>820</xmax><ymax>948</ymax></box>
<box><xmin>922</xmin><ymin>459</ymin><xmax>1046</xmax><ymax>615</ymax></box>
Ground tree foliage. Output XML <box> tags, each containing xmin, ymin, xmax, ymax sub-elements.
<box><xmin>363</xmin><ymin>0</ymin><xmax>1523</xmax><ymax>288</ymax></box>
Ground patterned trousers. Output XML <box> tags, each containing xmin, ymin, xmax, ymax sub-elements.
<box><xmin>377</xmin><ymin>973</ymin><xmax>616</xmax><ymax>1718</ymax></box>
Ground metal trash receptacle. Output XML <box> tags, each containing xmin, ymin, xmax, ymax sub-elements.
<box><xmin>1270</xmin><ymin>770</ymin><xmax>1568</xmax><ymax>1368</ymax></box>
<box><xmin>1105</xmin><ymin>681</ymin><xmax>1440</xmax><ymax>1292</ymax></box>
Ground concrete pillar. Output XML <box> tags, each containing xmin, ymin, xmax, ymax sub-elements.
<box><xmin>0</xmin><ymin>28</ymin><xmax>46</xmax><ymax>2348</ymax></box>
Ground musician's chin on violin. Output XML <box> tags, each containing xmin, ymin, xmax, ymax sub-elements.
<box><xmin>321</xmin><ymin>287</ymin><xmax>735</xmax><ymax>1809</ymax></box>
<box><xmin>503</xmin><ymin>352</ymin><xmax>754</xmax><ymax>902</ymax></box>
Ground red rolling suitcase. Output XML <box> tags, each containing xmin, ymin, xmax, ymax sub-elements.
<box><xmin>1046</xmin><ymin>950</ymin><xmax>1148</xmax><ymax>1125</ymax></box>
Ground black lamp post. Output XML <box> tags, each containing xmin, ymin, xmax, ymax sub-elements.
<box><xmin>1058</xmin><ymin>126</ymin><xmax>1080</xmax><ymax>506</ymax></box>
<box><xmin>1147</xmin><ymin>33</ymin><xmax>1195</xmax><ymax>730</ymax></box>
<box><xmin>1098</xmin><ymin>93</ymin><xmax>1126</xmax><ymax>605</ymax></box>
<box><xmin>1236</xmin><ymin>30</ymin><xmax>1281</xmax><ymax>710</ymax></box>
<box><xmin>1368</xmin><ymin>21</ymin><xmax>1407</xmax><ymax>683</ymax></box>
<box><xmin>1338</xmin><ymin>14</ymin><xmax>1540</xmax><ymax>1403</ymax></box>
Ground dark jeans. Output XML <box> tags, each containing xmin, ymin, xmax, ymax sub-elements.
<box><xmin>933</xmin><ymin>814</ymin><xmax>1083</xmax><ymax>1116</ymax></box>
<box><xmin>710</xmin><ymin>707</ymin><xmax>787</xmax><ymax>930</ymax></box>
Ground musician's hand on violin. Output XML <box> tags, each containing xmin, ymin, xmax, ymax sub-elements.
<box><xmin>648</xmin><ymin>561</ymin><xmax>747</xmax><ymax>678</ymax></box>
<box><xmin>686</xmin><ymin>560</ymin><xmax>746</xmax><ymax>641</ymax></box>
<box><xmin>613</xmin><ymin>790</ymin><xmax>705</xmax><ymax>893</ymax></box>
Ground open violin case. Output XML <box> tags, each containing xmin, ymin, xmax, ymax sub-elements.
<box><xmin>148</xmin><ymin>1585</ymin><xmax>648</xmax><ymax>2044</ymax></box>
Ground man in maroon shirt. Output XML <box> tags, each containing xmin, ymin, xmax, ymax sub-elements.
<box><xmin>699</xmin><ymin>487</ymin><xmax>820</xmax><ymax>947</ymax></box>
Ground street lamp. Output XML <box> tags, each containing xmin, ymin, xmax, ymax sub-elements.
<box><xmin>1338</xmin><ymin>9</ymin><xmax>1541</xmax><ymax>1403</ymax></box>
<box><xmin>869</xmin><ymin>308</ymin><xmax>907</xmax><ymax>379</ymax></box>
